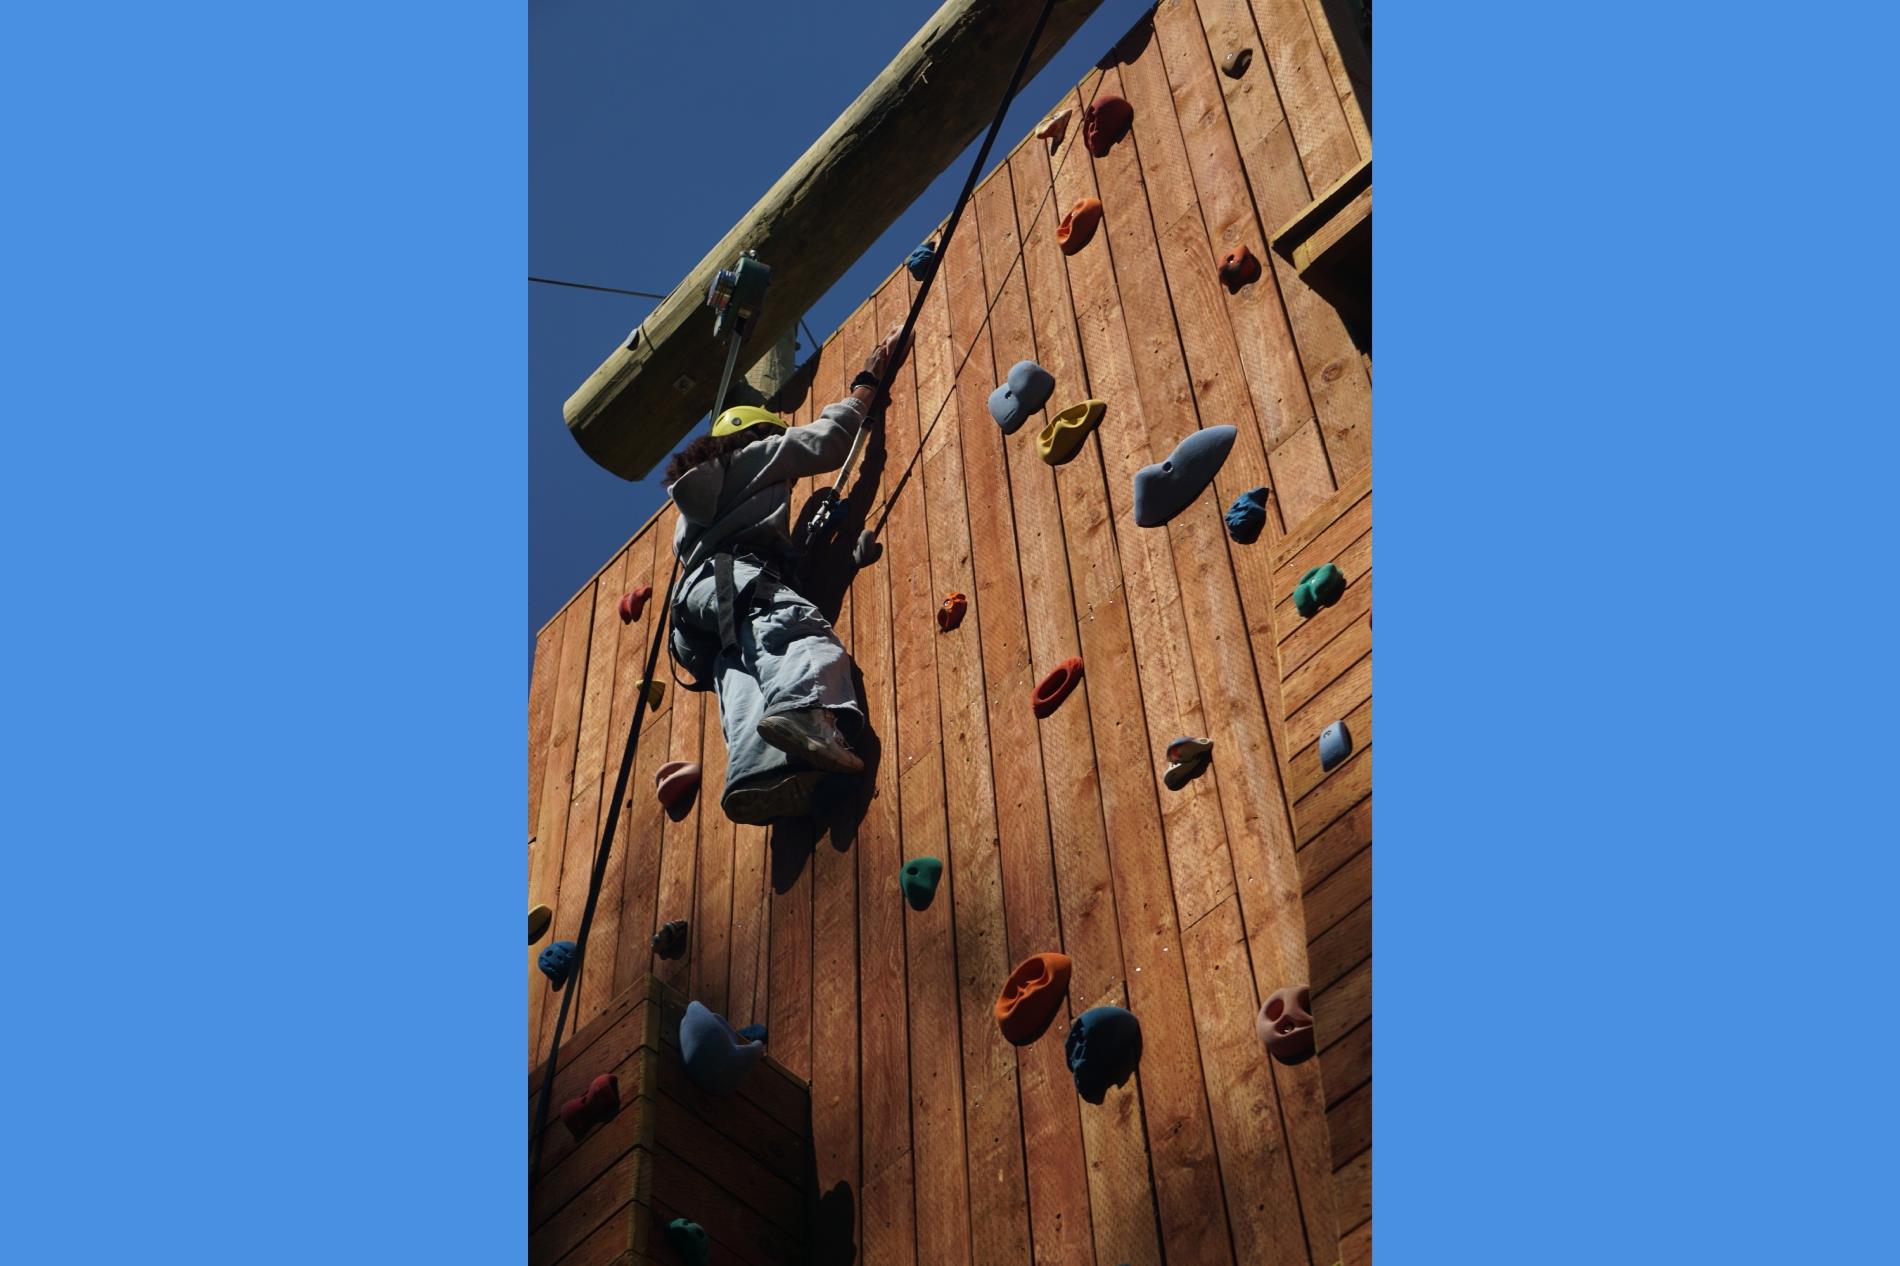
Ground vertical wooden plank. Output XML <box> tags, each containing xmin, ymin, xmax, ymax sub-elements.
<box><xmin>916</xmin><ymin>217</ymin><xmax>1036</xmax><ymax>1266</ymax></box>
<box><xmin>693</xmin><ymin>677</ymin><xmax>734</xmax><ymax>1017</ymax></box>
<box><xmin>529</xmin><ymin>597</ymin><xmax>592</xmax><ymax>1060</ymax></box>
<box><xmin>1001</xmin><ymin>138</ymin><xmax>1166</xmax><ymax>1266</ymax></box>
<box><xmin>613</xmin><ymin>515</ymin><xmax>678</xmax><ymax>1001</ymax></box>
<box><xmin>856</xmin><ymin>274</ymin><xmax>921</xmax><ymax>1266</ymax></box>
<box><xmin>1242</xmin><ymin>0</ymin><xmax>1361</xmax><ymax>190</ymax></box>
<box><xmin>882</xmin><ymin>238</ymin><xmax>972</xmax><ymax>1266</ymax></box>
<box><xmin>810</xmin><ymin>298</ymin><xmax>876</xmax><ymax>1262</ymax></box>
<box><xmin>725</xmin><ymin>824</ymin><xmax>770</xmax><ymax>1024</ymax></box>
<box><xmin>1297</xmin><ymin>0</ymin><xmax>1370</xmax><ymax>156</ymax></box>
<box><xmin>1092</xmin><ymin>56</ymin><xmax>1337</xmax><ymax>1264</ymax></box>
<box><xmin>952</xmin><ymin>167</ymin><xmax>1098</xmax><ymax>1266</ymax></box>
<box><xmin>654</xmin><ymin>659</ymin><xmax>705</xmax><ymax>1000</ymax></box>
<box><xmin>579</xmin><ymin>528</ymin><xmax>661</xmax><ymax>1025</ymax></box>
<box><xmin>527</xmin><ymin>617</ymin><xmax>563</xmax><ymax>844</ymax></box>
<box><xmin>1040</xmin><ymin>89</ymin><xmax>1242</xmax><ymax>1266</ymax></box>
<box><xmin>543</xmin><ymin>554</ymin><xmax>632</xmax><ymax>1044</ymax></box>
<box><xmin>766</xmin><ymin>379</ymin><xmax>819</xmax><ymax>1084</ymax></box>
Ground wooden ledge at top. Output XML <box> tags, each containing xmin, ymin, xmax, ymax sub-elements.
<box><xmin>1271</xmin><ymin>156</ymin><xmax>1370</xmax><ymax>352</ymax></box>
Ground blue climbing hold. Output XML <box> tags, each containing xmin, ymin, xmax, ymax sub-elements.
<box><xmin>1132</xmin><ymin>426</ymin><xmax>1237</xmax><ymax>527</ymax></box>
<box><xmin>680</xmin><ymin>999</ymin><xmax>767</xmax><ymax>1095</ymax></box>
<box><xmin>538</xmin><ymin>940</ymin><xmax>576</xmax><ymax>990</ymax></box>
<box><xmin>1319</xmin><ymin>720</ymin><xmax>1353</xmax><ymax>772</ymax></box>
<box><xmin>907</xmin><ymin>241</ymin><xmax>938</xmax><ymax>282</ymax></box>
<box><xmin>1066</xmin><ymin>1005</ymin><xmax>1143</xmax><ymax>1104</ymax></box>
<box><xmin>737</xmin><ymin>1023</ymin><xmax>768</xmax><ymax>1043</ymax></box>
<box><xmin>988</xmin><ymin>360</ymin><xmax>1057</xmax><ymax>435</ymax></box>
<box><xmin>1225</xmin><ymin>487</ymin><xmax>1269</xmax><ymax>544</ymax></box>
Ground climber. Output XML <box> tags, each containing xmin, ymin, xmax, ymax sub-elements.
<box><xmin>663</xmin><ymin>324</ymin><xmax>907</xmax><ymax>826</ymax></box>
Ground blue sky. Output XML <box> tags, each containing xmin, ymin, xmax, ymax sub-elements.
<box><xmin>529</xmin><ymin>0</ymin><xmax>1161</xmax><ymax>663</ymax></box>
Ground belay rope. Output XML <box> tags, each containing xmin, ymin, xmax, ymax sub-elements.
<box><xmin>530</xmin><ymin>0</ymin><xmax>1062</xmax><ymax>1180</ymax></box>
<box><xmin>800</xmin><ymin>0</ymin><xmax>1062</xmax><ymax>552</ymax></box>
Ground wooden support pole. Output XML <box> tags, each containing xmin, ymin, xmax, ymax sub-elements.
<box><xmin>562</xmin><ymin>0</ymin><xmax>1114</xmax><ymax>481</ymax></box>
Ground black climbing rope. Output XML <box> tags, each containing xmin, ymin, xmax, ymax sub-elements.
<box><xmin>530</xmin><ymin>547</ymin><xmax>680</xmax><ymax>1181</ymax></box>
<box><xmin>531</xmin><ymin>0</ymin><xmax>1061</xmax><ymax>1182</ymax></box>
<box><xmin>801</xmin><ymin>0</ymin><xmax>1064</xmax><ymax>551</ymax></box>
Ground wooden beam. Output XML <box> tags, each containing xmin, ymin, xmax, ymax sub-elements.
<box><xmin>562</xmin><ymin>0</ymin><xmax>1116</xmax><ymax>480</ymax></box>
<box><xmin>1271</xmin><ymin>157</ymin><xmax>1370</xmax><ymax>352</ymax></box>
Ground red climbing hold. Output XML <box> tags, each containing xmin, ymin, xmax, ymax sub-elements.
<box><xmin>1032</xmin><ymin>657</ymin><xmax>1084</xmax><ymax>718</ymax></box>
<box><xmin>1218</xmin><ymin>245</ymin><xmax>1261</xmax><ymax>294</ymax></box>
<box><xmin>1083</xmin><ymin>95</ymin><xmax>1134</xmax><ymax>157</ymax></box>
<box><xmin>656</xmin><ymin>760</ymin><xmax>701</xmax><ymax>809</ymax></box>
<box><xmin>1057</xmin><ymin>198</ymin><xmax>1103</xmax><ymax>256</ymax></box>
<box><xmin>937</xmin><ymin>592</ymin><xmax>967</xmax><ymax>633</ymax></box>
<box><xmin>619</xmin><ymin>585</ymin><xmax>652</xmax><ymax>624</ymax></box>
<box><xmin>560</xmin><ymin>1073</ymin><xmax>620</xmax><ymax>1140</ymax></box>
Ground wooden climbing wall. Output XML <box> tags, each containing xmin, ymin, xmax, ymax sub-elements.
<box><xmin>529</xmin><ymin>2</ymin><xmax>1372</xmax><ymax>1263</ymax></box>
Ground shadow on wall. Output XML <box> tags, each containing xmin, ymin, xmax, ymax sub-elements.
<box><xmin>813</xmin><ymin>1180</ymin><xmax>857</xmax><ymax>1266</ymax></box>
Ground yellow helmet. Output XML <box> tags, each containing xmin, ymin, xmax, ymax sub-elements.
<box><xmin>711</xmin><ymin>405</ymin><xmax>787</xmax><ymax>438</ymax></box>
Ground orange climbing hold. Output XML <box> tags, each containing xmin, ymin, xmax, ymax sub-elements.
<box><xmin>1032</xmin><ymin>656</ymin><xmax>1084</xmax><ymax>718</ymax></box>
<box><xmin>937</xmin><ymin>592</ymin><xmax>967</xmax><ymax>632</ymax></box>
<box><xmin>995</xmin><ymin>952</ymin><xmax>1072</xmax><ymax>1046</ymax></box>
<box><xmin>1057</xmin><ymin>198</ymin><xmax>1103</xmax><ymax>256</ymax></box>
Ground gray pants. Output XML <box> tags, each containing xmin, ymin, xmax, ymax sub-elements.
<box><xmin>677</xmin><ymin>557</ymin><xmax>862</xmax><ymax>804</ymax></box>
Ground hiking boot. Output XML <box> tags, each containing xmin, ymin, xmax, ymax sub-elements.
<box><xmin>723</xmin><ymin>769</ymin><xmax>827</xmax><ymax>825</ymax></box>
<box><xmin>756</xmin><ymin>707</ymin><xmax>865</xmax><ymax>775</ymax></box>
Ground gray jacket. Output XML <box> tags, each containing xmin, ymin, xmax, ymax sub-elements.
<box><xmin>667</xmin><ymin>394</ymin><xmax>867</xmax><ymax>577</ymax></box>
<box><xmin>665</xmin><ymin>394</ymin><xmax>866</xmax><ymax>687</ymax></box>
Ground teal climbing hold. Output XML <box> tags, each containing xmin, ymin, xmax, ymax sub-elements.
<box><xmin>901</xmin><ymin>856</ymin><xmax>944</xmax><ymax>911</ymax></box>
<box><xmin>664</xmin><ymin>1218</ymin><xmax>711</xmax><ymax>1266</ymax></box>
<box><xmin>1290</xmin><ymin>563</ymin><xmax>1347</xmax><ymax>618</ymax></box>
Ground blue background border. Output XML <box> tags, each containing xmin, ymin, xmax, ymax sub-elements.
<box><xmin>5</xmin><ymin>2</ymin><xmax>1896</xmax><ymax>1262</ymax></box>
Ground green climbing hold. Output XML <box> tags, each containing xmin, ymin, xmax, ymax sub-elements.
<box><xmin>1291</xmin><ymin>563</ymin><xmax>1347</xmax><ymax>618</ymax></box>
<box><xmin>665</xmin><ymin>1218</ymin><xmax>711</xmax><ymax>1266</ymax></box>
<box><xmin>901</xmin><ymin>856</ymin><xmax>944</xmax><ymax>912</ymax></box>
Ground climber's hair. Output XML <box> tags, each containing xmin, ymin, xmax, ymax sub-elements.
<box><xmin>662</xmin><ymin>427</ymin><xmax>775</xmax><ymax>485</ymax></box>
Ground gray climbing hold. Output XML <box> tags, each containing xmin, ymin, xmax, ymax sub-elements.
<box><xmin>1222</xmin><ymin>47</ymin><xmax>1253</xmax><ymax>78</ymax></box>
<box><xmin>1319</xmin><ymin>720</ymin><xmax>1353</xmax><ymax>772</ymax></box>
<box><xmin>988</xmin><ymin>360</ymin><xmax>1056</xmax><ymax>435</ymax></box>
<box><xmin>1132</xmin><ymin>426</ymin><xmax>1237</xmax><ymax>527</ymax></box>
<box><xmin>680</xmin><ymin>999</ymin><xmax>766</xmax><ymax>1095</ymax></box>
